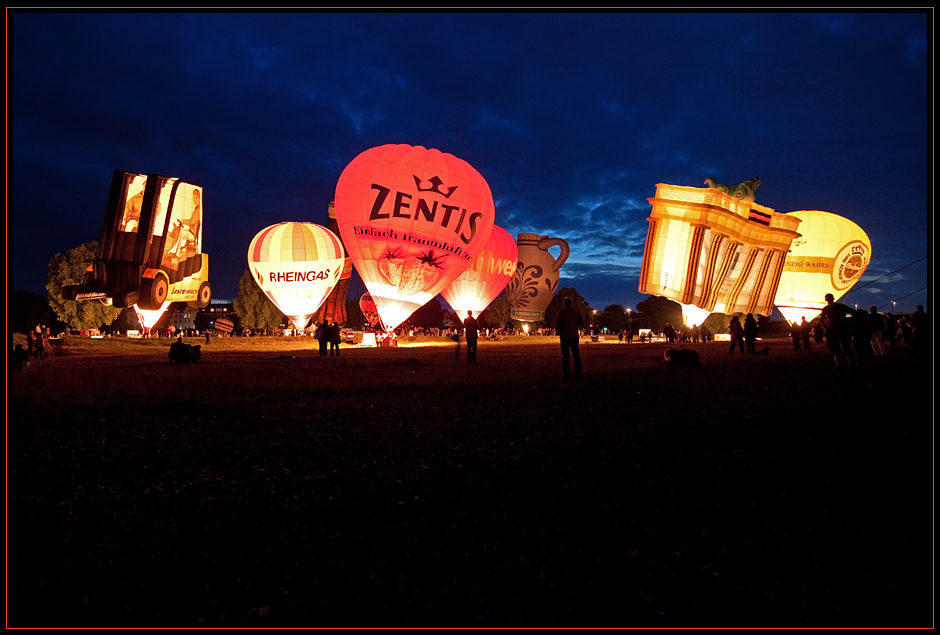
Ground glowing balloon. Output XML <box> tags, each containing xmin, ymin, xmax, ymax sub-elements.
<box><xmin>359</xmin><ymin>292</ymin><xmax>381</xmax><ymax>327</ymax></box>
<box><xmin>774</xmin><ymin>210</ymin><xmax>871</xmax><ymax>324</ymax></box>
<box><xmin>314</xmin><ymin>201</ymin><xmax>353</xmax><ymax>326</ymax></box>
<box><xmin>248</xmin><ymin>222</ymin><xmax>345</xmax><ymax>331</ymax></box>
<box><xmin>334</xmin><ymin>144</ymin><xmax>496</xmax><ymax>330</ymax></box>
<box><xmin>638</xmin><ymin>183</ymin><xmax>802</xmax><ymax>320</ymax></box>
<box><xmin>134</xmin><ymin>301</ymin><xmax>171</xmax><ymax>332</ymax></box>
<box><xmin>441</xmin><ymin>225</ymin><xmax>518</xmax><ymax>317</ymax></box>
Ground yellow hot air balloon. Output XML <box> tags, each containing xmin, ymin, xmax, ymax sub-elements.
<box><xmin>441</xmin><ymin>225</ymin><xmax>518</xmax><ymax>318</ymax></box>
<box><xmin>774</xmin><ymin>210</ymin><xmax>871</xmax><ymax>324</ymax></box>
<box><xmin>248</xmin><ymin>222</ymin><xmax>345</xmax><ymax>331</ymax></box>
<box><xmin>638</xmin><ymin>182</ymin><xmax>802</xmax><ymax>323</ymax></box>
<box><xmin>334</xmin><ymin>144</ymin><xmax>496</xmax><ymax>330</ymax></box>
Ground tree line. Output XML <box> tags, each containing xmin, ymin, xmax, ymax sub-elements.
<box><xmin>28</xmin><ymin>240</ymin><xmax>752</xmax><ymax>336</ymax></box>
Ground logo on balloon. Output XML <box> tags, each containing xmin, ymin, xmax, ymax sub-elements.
<box><xmin>833</xmin><ymin>240</ymin><xmax>869</xmax><ymax>290</ymax></box>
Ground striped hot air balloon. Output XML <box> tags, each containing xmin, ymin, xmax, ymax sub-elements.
<box><xmin>248</xmin><ymin>222</ymin><xmax>345</xmax><ymax>331</ymax></box>
<box><xmin>213</xmin><ymin>318</ymin><xmax>234</xmax><ymax>334</ymax></box>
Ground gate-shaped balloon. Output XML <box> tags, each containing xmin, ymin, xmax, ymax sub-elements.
<box><xmin>638</xmin><ymin>183</ymin><xmax>802</xmax><ymax>324</ymax></box>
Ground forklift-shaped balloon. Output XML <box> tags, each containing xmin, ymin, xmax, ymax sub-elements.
<box><xmin>62</xmin><ymin>170</ymin><xmax>211</xmax><ymax>311</ymax></box>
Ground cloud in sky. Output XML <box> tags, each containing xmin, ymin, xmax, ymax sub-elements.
<box><xmin>8</xmin><ymin>12</ymin><xmax>931</xmax><ymax>313</ymax></box>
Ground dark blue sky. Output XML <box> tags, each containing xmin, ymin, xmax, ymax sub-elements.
<box><xmin>8</xmin><ymin>12</ymin><xmax>932</xmax><ymax>314</ymax></box>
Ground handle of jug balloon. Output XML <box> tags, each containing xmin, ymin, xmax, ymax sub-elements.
<box><xmin>538</xmin><ymin>237</ymin><xmax>570</xmax><ymax>273</ymax></box>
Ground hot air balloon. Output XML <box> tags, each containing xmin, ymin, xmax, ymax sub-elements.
<box><xmin>638</xmin><ymin>182</ymin><xmax>802</xmax><ymax>325</ymax></box>
<box><xmin>441</xmin><ymin>225</ymin><xmax>518</xmax><ymax>318</ymax></box>
<box><xmin>313</xmin><ymin>201</ymin><xmax>353</xmax><ymax>326</ymax></box>
<box><xmin>774</xmin><ymin>210</ymin><xmax>871</xmax><ymax>324</ymax></box>
<box><xmin>63</xmin><ymin>170</ymin><xmax>212</xmax><ymax>310</ymax></box>
<box><xmin>359</xmin><ymin>292</ymin><xmax>381</xmax><ymax>328</ymax></box>
<box><xmin>334</xmin><ymin>144</ymin><xmax>496</xmax><ymax>331</ymax></box>
<box><xmin>248</xmin><ymin>222</ymin><xmax>345</xmax><ymax>331</ymax></box>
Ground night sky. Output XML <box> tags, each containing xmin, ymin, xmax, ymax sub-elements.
<box><xmin>8</xmin><ymin>12</ymin><xmax>933</xmax><ymax>315</ymax></box>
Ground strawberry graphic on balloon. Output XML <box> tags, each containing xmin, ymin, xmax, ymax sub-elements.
<box><xmin>397</xmin><ymin>250</ymin><xmax>447</xmax><ymax>296</ymax></box>
<box><xmin>377</xmin><ymin>247</ymin><xmax>404</xmax><ymax>287</ymax></box>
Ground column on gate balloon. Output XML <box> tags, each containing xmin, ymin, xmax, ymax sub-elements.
<box><xmin>334</xmin><ymin>144</ymin><xmax>496</xmax><ymax>330</ymax></box>
<box><xmin>248</xmin><ymin>222</ymin><xmax>345</xmax><ymax>331</ymax></box>
<box><xmin>638</xmin><ymin>183</ymin><xmax>802</xmax><ymax>324</ymax></box>
<box><xmin>773</xmin><ymin>210</ymin><xmax>871</xmax><ymax>325</ymax></box>
<box><xmin>441</xmin><ymin>225</ymin><xmax>518</xmax><ymax>317</ymax></box>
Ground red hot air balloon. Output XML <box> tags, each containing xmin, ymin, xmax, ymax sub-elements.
<box><xmin>441</xmin><ymin>225</ymin><xmax>518</xmax><ymax>318</ymax></box>
<box><xmin>359</xmin><ymin>292</ymin><xmax>381</xmax><ymax>327</ymax></box>
<box><xmin>334</xmin><ymin>144</ymin><xmax>496</xmax><ymax>331</ymax></box>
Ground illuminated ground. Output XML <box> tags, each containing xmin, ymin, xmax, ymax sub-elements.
<box><xmin>8</xmin><ymin>336</ymin><xmax>932</xmax><ymax>626</ymax></box>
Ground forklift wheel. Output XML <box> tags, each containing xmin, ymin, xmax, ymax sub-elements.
<box><xmin>138</xmin><ymin>273</ymin><xmax>169</xmax><ymax>310</ymax></box>
<box><xmin>188</xmin><ymin>281</ymin><xmax>211</xmax><ymax>309</ymax></box>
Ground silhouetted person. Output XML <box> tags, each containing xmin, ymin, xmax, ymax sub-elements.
<box><xmin>821</xmin><ymin>293</ymin><xmax>856</xmax><ymax>369</ymax></box>
<box><xmin>790</xmin><ymin>320</ymin><xmax>803</xmax><ymax>350</ymax></box>
<box><xmin>852</xmin><ymin>306</ymin><xmax>872</xmax><ymax>365</ymax></box>
<box><xmin>868</xmin><ymin>306</ymin><xmax>886</xmax><ymax>356</ymax></box>
<box><xmin>13</xmin><ymin>344</ymin><xmax>30</xmax><ymax>371</ymax></box>
<box><xmin>800</xmin><ymin>317</ymin><xmax>812</xmax><ymax>351</ymax></box>
<box><xmin>463</xmin><ymin>310</ymin><xmax>479</xmax><ymax>365</ymax></box>
<box><xmin>911</xmin><ymin>305</ymin><xmax>930</xmax><ymax>363</ymax></box>
<box><xmin>316</xmin><ymin>322</ymin><xmax>329</xmax><ymax>357</ymax></box>
<box><xmin>728</xmin><ymin>316</ymin><xmax>745</xmax><ymax>355</ymax></box>
<box><xmin>329</xmin><ymin>322</ymin><xmax>341</xmax><ymax>356</ymax></box>
<box><xmin>555</xmin><ymin>297</ymin><xmax>583</xmax><ymax>380</ymax></box>
<box><xmin>744</xmin><ymin>313</ymin><xmax>758</xmax><ymax>355</ymax></box>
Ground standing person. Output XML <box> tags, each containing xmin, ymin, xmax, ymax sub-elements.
<box><xmin>744</xmin><ymin>313</ymin><xmax>758</xmax><ymax>355</ymax></box>
<box><xmin>820</xmin><ymin>293</ymin><xmax>856</xmax><ymax>369</ymax></box>
<box><xmin>852</xmin><ymin>306</ymin><xmax>873</xmax><ymax>365</ymax></box>
<box><xmin>463</xmin><ymin>310</ymin><xmax>480</xmax><ymax>365</ymax></box>
<box><xmin>555</xmin><ymin>297</ymin><xmax>584</xmax><ymax>380</ymax></box>
<box><xmin>789</xmin><ymin>320</ymin><xmax>803</xmax><ymax>350</ymax></box>
<box><xmin>27</xmin><ymin>329</ymin><xmax>35</xmax><ymax>358</ymax></box>
<box><xmin>728</xmin><ymin>316</ymin><xmax>745</xmax><ymax>355</ymax></box>
<box><xmin>911</xmin><ymin>305</ymin><xmax>930</xmax><ymax>363</ymax></box>
<box><xmin>34</xmin><ymin>330</ymin><xmax>46</xmax><ymax>359</ymax></box>
<box><xmin>205</xmin><ymin>330</ymin><xmax>211</xmax><ymax>345</ymax></box>
<box><xmin>315</xmin><ymin>321</ymin><xmax>329</xmax><ymax>357</ymax></box>
<box><xmin>329</xmin><ymin>322</ymin><xmax>341</xmax><ymax>356</ymax></box>
<box><xmin>868</xmin><ymin>306</ymin><xmax>886</xmax><ymax>356</ymax></box>
<box><xmin>800</xmin><ymin>317</ymin><xmax>812</xmax><ymax>351</ymax></box>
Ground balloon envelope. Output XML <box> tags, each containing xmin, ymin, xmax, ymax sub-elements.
<box><xmin>359</xmin><ymin>292</ymin><xmax>381</xmax><ymax>327</ymax></box>
<box><xmin>638</xmin><ymin>183</ymin><xmax>801</xmax><ymax>318</ymax></box>
<box><xmin>334</xmin><ymin>144</ymin><xmax>495</xmax><ymax>330</ymax></box>
<box><xmin>441</xmin><ymin>225</ymin><xmax>518</xmax><ymax>317</ymax></box>
<box><xmin>248</xmin><ymin>222</ymin><xmax>345</xmax><ymax>331</ymax></box>
<box><xmin>774</xmin><ymin>210</ymin><xmax>871</xmax><ymax>324</ymax></box>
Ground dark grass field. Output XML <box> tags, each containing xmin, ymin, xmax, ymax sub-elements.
<box><xmin>7</xmin><ymin>336</ymin><xmax>934</xmax><ymax>627</ymax></box>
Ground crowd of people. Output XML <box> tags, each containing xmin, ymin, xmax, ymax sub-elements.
<box><xmin>11</xmin><ymin>297</ymin><xmax>931</xmax><ymax>376</ymax></box>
